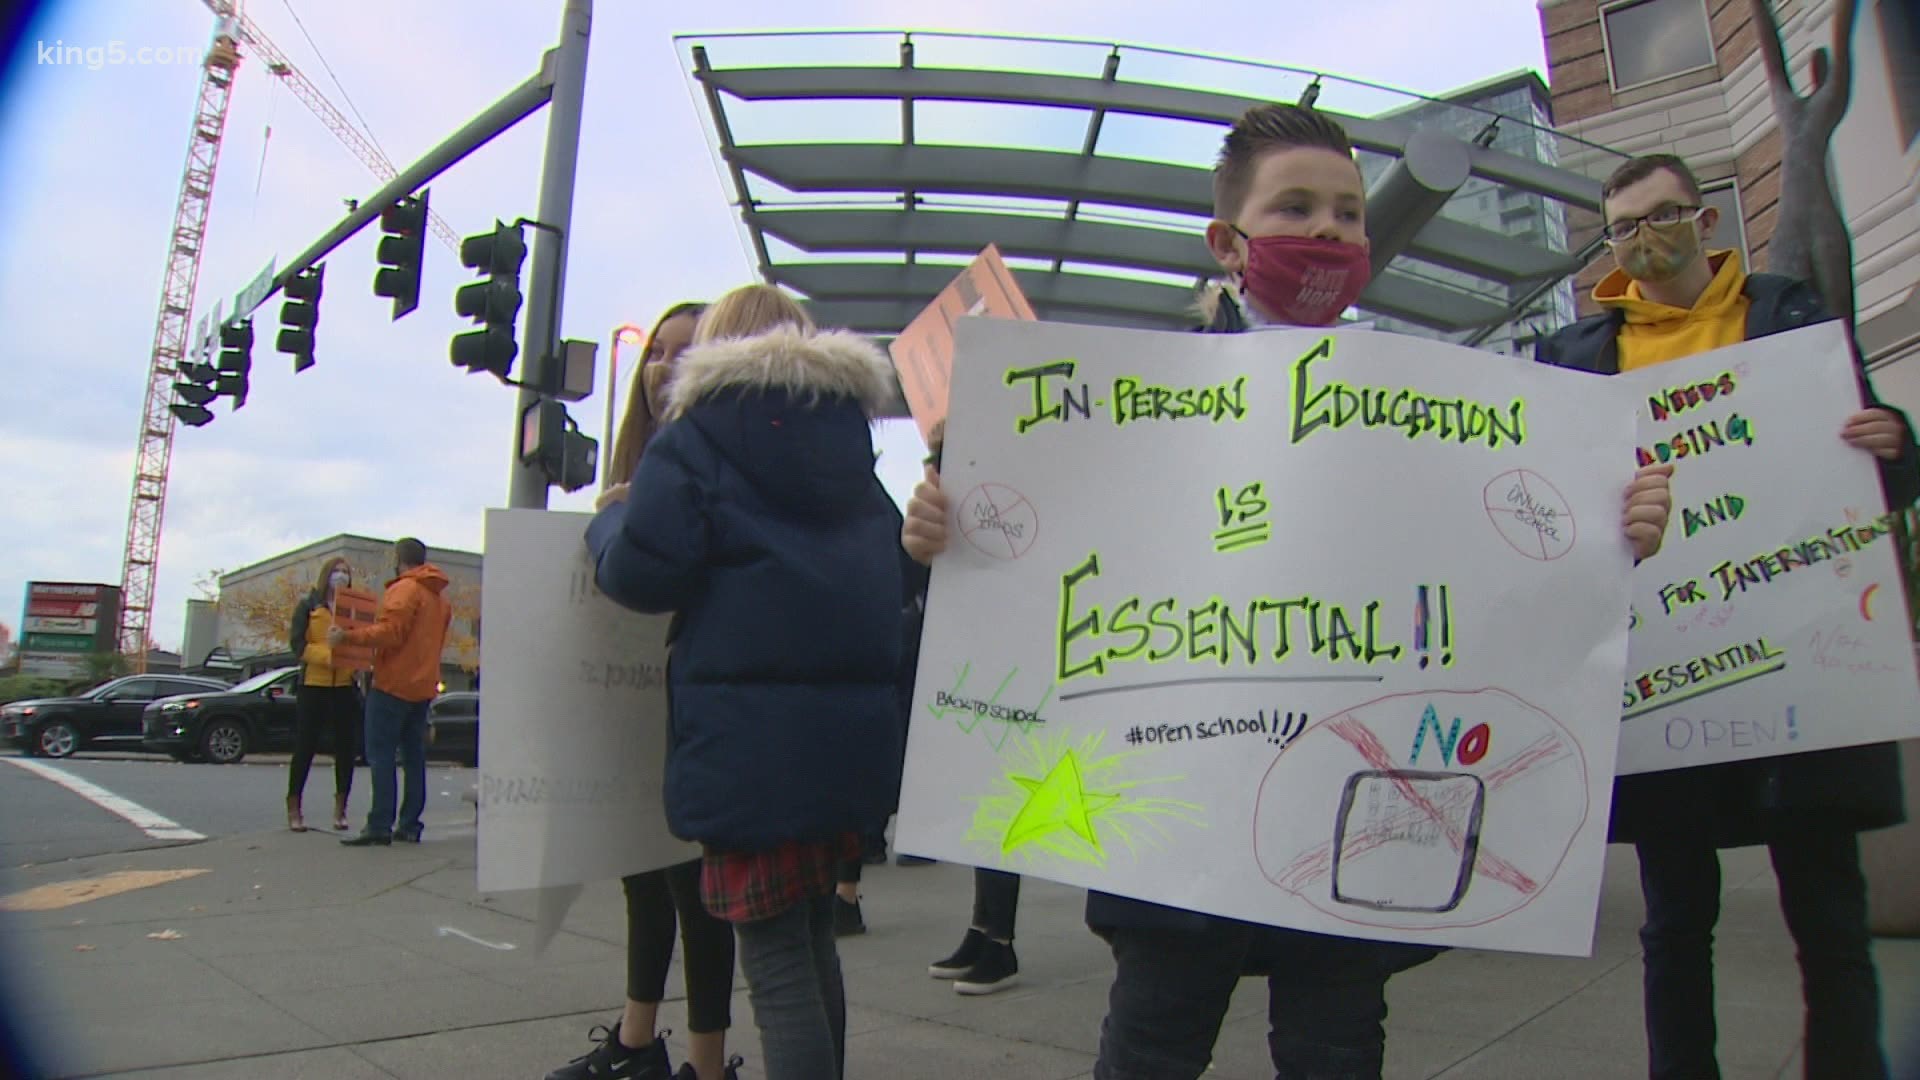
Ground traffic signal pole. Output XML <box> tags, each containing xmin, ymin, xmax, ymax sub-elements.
<box><xmin>197</xmin><ymin>0</ymin><xmax>594</xmax><ymax>505</ymax></box>
<box><xmin>508</xmin><ymin>0</ymin><xmax>591</xmax><ymax>512</ymax></box>
<box><xmin>228</xmin><ymin>68</ymin><xmax>555</xmax><ymax>325</ymax></box>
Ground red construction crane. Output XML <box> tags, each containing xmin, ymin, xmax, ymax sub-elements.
<box><xmin>116</xmin><ymin>18</ymin><xmax>244</xmax><ymax>666</ymax></box>
<box><xmin>117</xmin><ymin>3</ymin><xmax>457</xmax><ymax>668</ymax></box>
<box><xmin>195</xmin><ymin>1</ymin><xmax>461</xmax><ymax>251</ymax></box>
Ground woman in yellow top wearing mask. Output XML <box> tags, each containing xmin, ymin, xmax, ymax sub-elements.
<box><xmin>286</xmin><ymin>557</ymin><xmax>361</xmax><ymax>831</ymax></box>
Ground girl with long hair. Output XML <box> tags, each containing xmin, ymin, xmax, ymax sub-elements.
<box><xmin>549</xmin><ymin>302</ymin><xmax>741</xmax><ymax>1080</ymax></box>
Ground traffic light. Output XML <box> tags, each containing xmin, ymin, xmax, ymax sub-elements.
<box><xmin>277</xmin><ymin>264</ymin><xmax>323</xmax><ymax>373</ymax></box>
<box><xmin>215</xmin><ymin>318</ymin><xmax>254</xmax><ymax>408</ymax></box>
<box><xmin>373</xmin><ymin>190</ymin><xmax>429</xmax><ymax>320</ymax></box>
<box><xmin>520</xmin><ymin>398</ymin><xmax>598</xmax><ymax>492</ymax></box>
<box><xmin>169</xmin><ymin>363</ymin><xmax>218</xmax><ymax>427</ymax></box>
<box><xmin>451</xmin><ymin>220</ymin><xmax>527</xmax><ymax>379</ymax></box>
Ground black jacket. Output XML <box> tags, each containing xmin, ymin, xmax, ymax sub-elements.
<box><xmin>1082</xmin><ymin>293</ymin><xmax>1441</xmax><ymax>977</ymax></box>
<box><xmin>288</xmin><ymin>590</ymin><xmax>321</xmax><ymax>688</ymax></box>
<box><xmin>586</xmin><ymin>325</ymin><xmax>909</xmax><ymax>851</ymax></box>
<box><xmin>1535</xmin><ymin>272</ymin><xmax>1915</xmax><ymax>845</ymax></box>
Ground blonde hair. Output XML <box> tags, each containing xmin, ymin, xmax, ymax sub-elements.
<box><xmin>694</xmin><ymin>284</ymin><xmax>814</xmax><ymax>345</ymax></box>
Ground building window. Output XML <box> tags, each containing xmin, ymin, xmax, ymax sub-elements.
<box><xmin>1601</xmin><ymin>0</ymin><xmax>1717</xmax><ymax>92</ymax></box>
<box><xmin>1701</xmin><ymin>181</ymin><xmax>1748</xmax><ymax>264</ymax></box>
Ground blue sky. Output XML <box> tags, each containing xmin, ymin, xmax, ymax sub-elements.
<box><xmin>0</xmin><ymin>0</ymin><xmax>1549</xmax><ymax>653</ymax></box>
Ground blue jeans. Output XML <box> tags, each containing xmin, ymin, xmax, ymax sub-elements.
<box><xmin>1095</xmin><ymin>920</ymin><xmax>1419</xmax><ymax>1080</ymax></box>
<box><xmin>362</xmin><ymin>689</ymin><xmax>428</xmax><ymax>839</ymax></box>
<box><xmin>736</xmin><ymin>892</ymin><xmax>845</xmax><ymax>1080</ymax></box>
<box><xmin>1637</xmin><ymin>832</ymin><xmax>1888</xmax><ymax>1079</ymax></box>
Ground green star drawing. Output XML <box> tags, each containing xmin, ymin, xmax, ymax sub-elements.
<box><xmin>970</xmin><ymin>731</ymin><xmax>1204</xmax><ymax>868</ymax></box>
<box><xmin>1002</xmin><ymin>749</ymin><xmax>1121</xmax><ymax>853</ymax></box>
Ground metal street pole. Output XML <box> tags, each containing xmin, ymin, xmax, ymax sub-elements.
<box><xmin>603</xmin><ymin>323</ymin><xmax>646</xmax><ymax>493</ymax></box>
<box><xmin>508</xmin><ymin>0</ymin><xmax>592</xmax><ymax>511</ymax></box>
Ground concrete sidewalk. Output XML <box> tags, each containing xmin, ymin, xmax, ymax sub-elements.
<box><xmin>2</xmin><ymin>819</ymin><xmax>1915</xmax><ymax>1080</ymax></box>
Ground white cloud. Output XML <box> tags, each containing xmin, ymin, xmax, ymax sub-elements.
<box><xmin>0</xmin><ymin>0</ymin><xmax>1553</xmax><ymax>653</ymax></box>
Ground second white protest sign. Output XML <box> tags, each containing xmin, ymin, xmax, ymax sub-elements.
<box><xmin>1617</xmin><ymin>322</ymin><xmax>1920</xmax><ymax>774</ymax></box>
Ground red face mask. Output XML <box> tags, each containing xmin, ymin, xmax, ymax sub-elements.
<box><xmin>1235</xmin><ymin>230</ymin><xmax>1373</xmax><ymax>327</ymax></box>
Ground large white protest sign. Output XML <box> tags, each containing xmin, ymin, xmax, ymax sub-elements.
<box><xmin>478</xmin><ymin>509</ymin><xmax>698</xmax><ymax>894</ymax></box>
<box><xmin>894</xmin><ymin>318</ymin><xmax>1641</xmax><ymax>956</ymax></box>
<box><xmin>1616</xmin><ymin>322</ymin><xmax>1920</xmax><ymax>774</ymax></box>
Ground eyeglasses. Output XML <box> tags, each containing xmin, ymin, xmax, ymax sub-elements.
<box><xmin>1603</xmin><ymin>205</ymin><xmax>1703</xmax><ymax>242</ymax></box>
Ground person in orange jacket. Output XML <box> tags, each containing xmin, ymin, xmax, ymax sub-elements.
<box><xmin>329</xmin><ymin>537</ymin><xmax>452</xmax><ymax>846</ymax></box>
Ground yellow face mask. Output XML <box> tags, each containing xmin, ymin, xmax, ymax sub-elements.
<box><xmin>1612</xmin><ymin>217</ymin><xmax>1702</xmax><ymax>284</ymax></box>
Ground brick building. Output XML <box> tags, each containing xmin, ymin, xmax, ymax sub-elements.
<box><xmin>207</xmin><ymin>534</ymin><xmax>481</xmax><ymax>692</ymax></box>
<box><xmin>1539</xmin><ymin>0</ymin><xmax>1920</xmax><ymax>390</ymax></box>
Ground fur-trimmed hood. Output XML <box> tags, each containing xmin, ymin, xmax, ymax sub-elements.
<box><xmin>664</xmin><ymin>324</ymin><xmax>895</xmax><ymax>421</ymax></box>
<box><xmin>656</xmin><ymin>323</ymin><xmax>891</xmax><ymax>523</ymax></box>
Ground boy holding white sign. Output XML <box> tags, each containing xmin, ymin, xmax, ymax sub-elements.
<box><xmin>1535</xmin><ymin>152</ymin><xmax>1919</xmax><ymax>1080</ymax></box>
<box><xmin>904</xmin><ymin>105</ymin><xmax>1675</xmax><ymax>1080</ymax></box>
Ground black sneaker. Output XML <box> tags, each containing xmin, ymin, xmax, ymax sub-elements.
<box><xmin>833</xmin><ymin>895</ymin><xmax>866</xmax><ymax>937</ymax></box>
<box><xmin>395</xmin><ymin>826</ymin><xmax>423</xmax><ymax>843</ymax></box>
<box><xmin>545</xmin><ymin>1021</ymin><xmax>671</xmax><ymax>1080</ymax></box>
<box><xmin>953</xmin><ymin>939</ymin><xmax>1018</xmax><ymax>996</ymax></box>
<box><xmin>928</xmin><ymin>928</ymin><xmax>985</xmax><ymax>979</ymax></box>
<box><xmin>672</xmin><ymin>1056</ymin><xmax>745</xmax><ymax>1080</ymax></box>
<box><xmin>340</xmin><ymin>831</ymin><xmax>391</xmax><ymax>847</ymax></box>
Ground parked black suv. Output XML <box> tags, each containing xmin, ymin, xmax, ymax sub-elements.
<box><xmin>427</xmin><ymin>691</ymin><xmax>479</xmax><ymax>766</ymax></box>
<box><xmin>141</xmin><ymin>667</ymin><xmax>310</xmax><ymax>764</ymax></box>
<box><xmin>2</xmin><ymin>673</ymin><xmax>232</xmax><ymax>758</ymax></box>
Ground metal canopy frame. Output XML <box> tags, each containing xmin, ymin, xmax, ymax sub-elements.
<box><xmin>679</xmin><ymin>31</ymin><xmax>1614</xmax><ymax>343</ymax></box>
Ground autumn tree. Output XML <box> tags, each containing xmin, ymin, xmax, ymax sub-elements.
<box><xmin>217</xmin><ymin>569</ymin><xmax>313</xmax><ymax>655</ymax></box>
<box><xmin>215</xmin><ymin>556</ymin><xmax>482</xmax><ymax>670</ymax></box>
<box><xmin>445</xmin><ymin>583</ymin><xmax>481</xmax><ymax>673</ymax></box>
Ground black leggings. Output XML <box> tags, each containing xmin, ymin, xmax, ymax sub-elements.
<box><xmin>288</xmin><ymin>684</ymin><xmax>358</xmax><ymax>801</ymax></box>
<box><xmin>625</xmin><ymin>859</ymin><xmax>735</xmax><ymax>1033</ymax></box>
<box><xmin>970</xmin><ymin>868</ymin><xmax>1021</xmax><ymax>941</ymax></box>
<box><xmin>837</xmin><ymin>819</ymin><xmax>891</xmax><ymax>884</ymax></box>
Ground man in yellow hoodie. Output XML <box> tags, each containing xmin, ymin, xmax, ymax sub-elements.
<box><xmin>330</xmin><ymin>537</ymin><xmax>452</xmax><ymax>846</ymax></box>
<box><xmin>1538</xmin><ymin>153</ymin><xmax>1919</xmax><ymax>1080</ymax></box>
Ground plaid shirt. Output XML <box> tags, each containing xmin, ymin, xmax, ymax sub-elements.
<box><xmin>700</xmin><ymin>832</ymin><xmax>861</xmax><ymax>924</ymax></box>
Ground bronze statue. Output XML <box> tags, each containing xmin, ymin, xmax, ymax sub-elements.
<box><xmin>1750</xmin><ymin>0</ymin><xmax>1862</xmax><ymax>333</ymax></box>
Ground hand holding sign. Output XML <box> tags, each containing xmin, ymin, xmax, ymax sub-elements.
<box><xmin>1841</xmin><ymin>408</ymin><xmax>1907</xmax><ymax>461</ymax></box>
<box><xmin>902</xmin><ymin>465</ymin><xmax>951</xmax><ymax>566</ymax></box>
<box><xmin>1623</xmin><ymin>462</ymin><xmax>1675</xmax><ymax>563</ymax></box>
<box><xmin>330</xmin><ymin>587</ymin><xmax>378</xmax><ymax>672</ymax></box>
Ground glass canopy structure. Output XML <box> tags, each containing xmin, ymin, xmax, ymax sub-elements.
<box><xmin>675</xmin><ymin>31</ymin><xmax>1630</xmax><ymax>355</ymax></box>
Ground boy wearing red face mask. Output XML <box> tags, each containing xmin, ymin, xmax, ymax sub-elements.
<box><xmin>902</xmin><ymin>104</ymin><xmax>1674</xmax><ymax>1079</ymax></box>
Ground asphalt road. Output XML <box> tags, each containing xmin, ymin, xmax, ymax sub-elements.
<box><xmin>0</xmin><ymin>750</ymin><xmax>480</xmax><ymax>871</ymax></box>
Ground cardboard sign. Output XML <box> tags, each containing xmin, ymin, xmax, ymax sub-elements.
<box><xmin>1615</xmin><ymin>322</ymin><xmax>1920</xmax><ymax>773</ymax></box>
<box><xmin>894</xmin><ymin>318</ymin><xmax>1643</xmax><ymax>957</ymax></box>
<box><xmin>886</xmin><ymin>245</ymin><xmax>1037</xmax><ymax>441</ymax></box>
<box><xmin>330</xmin><ymin>586</ymin><xmax>378</xmax><ymax>672</ymax></box>
<box><xmin>477</xmin><ymin>509</ymin><xmax>698</xmax><ymax>894</ymax></box>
